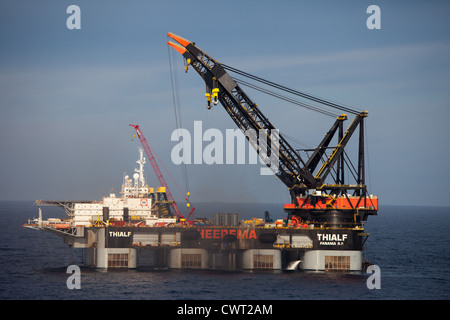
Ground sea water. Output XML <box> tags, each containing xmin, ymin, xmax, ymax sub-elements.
<box><xmin>0</xmin><ymin>201</ymin><xmax>448</xmax><ymax>300</ymax></box>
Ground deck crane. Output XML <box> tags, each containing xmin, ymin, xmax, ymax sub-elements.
<box><xmin>129</xmin><ymin>124</ymin><xmax>195</xmax><ymax>224</ymax></box>
<box><xmin>167</xmin><ymin>32</ymin><xmax>378</xmax><ymax>227</ymax></box>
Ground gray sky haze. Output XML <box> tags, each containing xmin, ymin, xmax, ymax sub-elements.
<box><xmin>1</xmin><ymin>1</ymin><xmax>449</xmax><ymax>208</ymax></box>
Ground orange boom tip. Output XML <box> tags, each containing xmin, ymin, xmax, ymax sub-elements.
<box><xmin>167</xmin><ymin>32</ymin><xmax>191</xmax><ymax>47</ymax></box>
<box><xmin>167</xmin><ymin>41</ymin><xmax>187</xmax><ymax>55</ymax></box>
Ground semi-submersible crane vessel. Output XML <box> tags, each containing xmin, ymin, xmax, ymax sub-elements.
<box><xmin>24</xmin><ymin>33</ymin><xmax>378</xmax><ymax>272</ymax></box>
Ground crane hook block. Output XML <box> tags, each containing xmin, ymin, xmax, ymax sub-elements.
<box><xmin>205</xmin><ymin>92</ymin><xmax>211</xmax><ymax>107</ymax></box>
<box><xmin>212</xmin><ymin>88</ymin><xmax>219</xmax><ymax>105</ymax></box>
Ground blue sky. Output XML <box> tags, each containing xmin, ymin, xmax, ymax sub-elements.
<box><xmin>1</xmin><ymin>0</ymin><xmax>449</xmax><ymax>208</ymax></box>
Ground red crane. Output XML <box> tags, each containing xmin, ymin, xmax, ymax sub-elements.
<box><xmin>129</xmin><ymin>124</ymin><xmax>195</xmax><ymax>224</ymax></box>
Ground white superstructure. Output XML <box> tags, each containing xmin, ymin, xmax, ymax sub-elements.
<box><xmin>67</xmin><ymin>148</ymin><xmax>176</xmax><ymax>227</ymax></box>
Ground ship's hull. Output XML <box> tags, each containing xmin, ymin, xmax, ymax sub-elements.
<box><xmin>26</xmin><ymin>148</ymin><xmax>373</xmax><ymax>272</ymax></box>
<box><xmin>68</xmin><ymin>225</ymin><xmax>367</xmax><ymax>272</ymax></box>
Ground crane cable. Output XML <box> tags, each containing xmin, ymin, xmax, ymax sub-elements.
<box><xmin>223</xmin><ymin>64</ymin><xmax>362</xmax><ymax>116</ymax></box>
<box><xmin>233</xmin><ymin>77</ymin><xmax>339</xmax><ymax>118</ymax></box>
<box><xmin>224</xmin><ymin>63</ymin><xmax>373</xmax><ymax>192</ymax></box>
<box><xmin>168</xmin><ymin>44</ymin><xmax>191</xmax><ymax>203</ymax></box>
